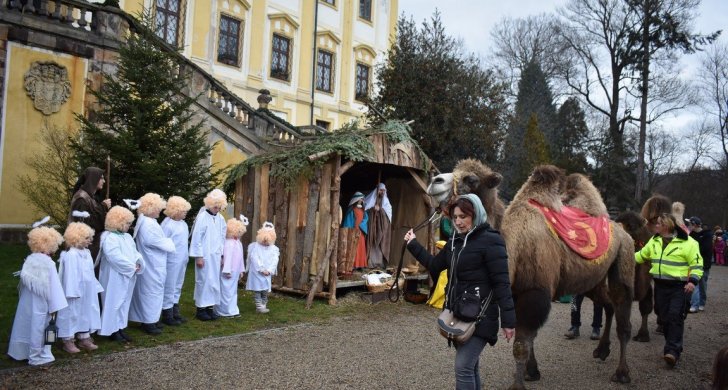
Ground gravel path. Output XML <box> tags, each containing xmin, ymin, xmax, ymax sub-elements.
<box><xmin>2</xmin><ymin>266</ymin><xmax>727</xmax><ymax>390</ymax></box>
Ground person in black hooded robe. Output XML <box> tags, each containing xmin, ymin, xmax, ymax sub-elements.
<box><xmin>69</xmin><ymin>167</ymin><xmax>111</xmax><ymax>259</ymax></box>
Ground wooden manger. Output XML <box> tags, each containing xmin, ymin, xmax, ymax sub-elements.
<box><xmin>229</xmin><ymin>127</ymin><xmax>438</xmax><ymax>306</ymax></box>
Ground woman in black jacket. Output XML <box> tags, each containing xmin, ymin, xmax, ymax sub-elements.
<box><xmin>404</xmin><ymin>194</ymin><xmax>516</xmax><ymax>390</ymax></box>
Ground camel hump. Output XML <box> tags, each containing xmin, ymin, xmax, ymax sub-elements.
<box><xmin>529</xmin><ymin>165</ymin><xmax>565</xmax><ymax>186</ymax></box>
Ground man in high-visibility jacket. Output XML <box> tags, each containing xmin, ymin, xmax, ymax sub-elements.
<box><xmin>636</xmin><ymin>213</ymin><xmax>703</xmax><ymax>367</ymax></box>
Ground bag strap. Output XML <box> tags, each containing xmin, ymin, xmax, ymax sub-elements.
<box><xmin>475</xmin><ymin>290</ymin><xmax>494</xmax><ymax>324</ymax></box>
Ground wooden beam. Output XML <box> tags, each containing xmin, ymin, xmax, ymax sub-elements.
<box><xmin>406</xmin><ymin>167</ymin><xmax>429</xmax><ymax>194</ymax></box>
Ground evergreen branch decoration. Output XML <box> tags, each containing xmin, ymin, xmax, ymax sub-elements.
<box><xmin>223</xmin><ymin>120</ymin><xmax>427</xmax><ymax>193</ymax></box>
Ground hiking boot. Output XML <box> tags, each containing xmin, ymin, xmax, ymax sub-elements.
<box><xmin>173</xmin><ymin>304</ymin><xmax>187</xmax><ymax>323</ymax></box>
<box><xmin>564</xmin><ymin>326</ymin><xmax>579</xmax><ymax>339</ymax></box>
<box><xmin>664</xmin><ymin>353</ymin><xmax>677</xmax><ymax>367</ymax></box>
<box><xmin>161</xmin><ymin>308</ymin><xmax>181</xmax><ymax>326</ymax></box>
<box><xmin>590</xmin><ymin>327</ymin><xmax>601</xmax><ymax>340</ymax></box>
<box><xmin>141</xmin><ymin>323</ymin><xmax>162</xmax><ymax>335</ymax></box>
<box><xmin>196</xmin><ymin>307</ymin><xmax>212</xmax><ymax>321</ymax></box>
<box><xmin>62</xmin><ymin>339</ymin><xmax>80</xmax><ymax>354</ymax></box>
<box><xmin>118</xmin><ymin>328</ymin><xmax>133</xmax><ymax>342</ymax></box>
<box><xmin>206</xmin><ymin>307</ymin><xmax>219</xmax><ymax>321</ymax></box>
<box><xmin>77</xmin><ymin>337</ymin><xmax>98</xmax><ymax>351</ymax></box>
<box><xmin>109</xmin><ymin>331</ymin><xmax>126</xmax><ymax>343</ymax></box>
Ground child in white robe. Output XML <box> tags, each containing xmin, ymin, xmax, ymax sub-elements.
<box><xmin>57</xmin><ymin>222</ymin><xmax>103</xmax><ymax>353</ymax></box>
<box><xmin>189</xmin><ymin>189</ymin><xmax>227</xmax><ymax>321</ymax></box>
<box><xmin>8</xmin><ymin>225</ymin><xmax>68</xmax><ymax>366</ymax></box>
<box><xmin>246</xmin><ymin>222</ymin><xmax>279</xmax><ymax>314</ymax></box>
<box><xmin>216</xmin><ymin>217</ymin><xmax>247</xmax><ymax>317</ymax></box>
<box><xmin>129</xmin><ymin>193</ymin><xmax>175</xmax><ymax>334</ymax></box>
<box><xmin>160</xmin><ymin>196</ymin><xmax>192</xmax><ymax>325</ymax></box>
<box><xmin>98</xmin><ymin>206</ymin><xmax>144</xmax><ymax>343</ymax></box>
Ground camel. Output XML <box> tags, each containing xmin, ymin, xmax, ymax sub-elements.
<box><xmin>428</xmin><ymin>158</ymin><xmax>506</xmax><ymax>229</ymax></box>
<box><xmin>428</xmin><ymin>161</ymin><xmax>634</xmax><ymax>390</ymax></box>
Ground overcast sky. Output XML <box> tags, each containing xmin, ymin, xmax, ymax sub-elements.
<box><xmin>398</xmin><ymin>0</ymin><xmax>727</xmax><ymax>132</ymax></box>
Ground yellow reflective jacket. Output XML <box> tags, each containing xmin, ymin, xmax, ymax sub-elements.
<box><xmin>635</xmin><ymin>231</ymin><xmax>703</xmax><ymax>283</ymax></box>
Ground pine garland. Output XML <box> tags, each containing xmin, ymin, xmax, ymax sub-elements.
<box><xmin>223</xmin><ymin>120</ymin><xmax>428</xmax><ymax>193</ymax></box>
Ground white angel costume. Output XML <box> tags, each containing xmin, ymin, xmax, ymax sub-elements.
<box><xmin>56</xmin><ymin>247</ymin><xmax>103</xmax><ymax>338</ymax></box>
<box><xmin>129</xmin><ymin>215</ymin><xmax>175</xmax><ymax>324</ymax></box>
<box><xmin>215</xmin><ymin>238</ymin><xmax>246</xmax><ymax>316</ymax></box>
<box><xmin>245</xmin><ymin>242</ymin><xmax>280</xmax><ymax>292</ymax></box>
<box><xmin>189</xmin><ymin>207</ymin><xmax>226</xmax><ymax>307</ymax></box>
<box><xmin>160</xmin><ymin>217</ymin><xmax>190</xmax><ymax>309</ymax></box>
<box><xmin>8</xmin><ymin>253</ymin><xmax>68</xmax><ymax>365</ymax></box>
<box><xmin>98</xmin><ymin>231</ymin><xmax>145</xmax><ymax>336</ymax></box>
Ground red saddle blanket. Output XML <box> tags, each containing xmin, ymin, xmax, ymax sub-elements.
<box><xmin>528</xmin><ymin>199</ymin><xmax>612</xmax><ymax>260</ymax></box>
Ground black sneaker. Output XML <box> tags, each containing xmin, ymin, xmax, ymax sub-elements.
<box><xmin>141</xmin><ymin>323</ymin><xmax>162</xmax><ymax>335</ymax></box>
<box><xmin>118</xmin><ymin>328</ymin><xmax>133</xmax><ymax>342</ymax></box>
<box><xmin>206</xmin><ymin>307</ymin><xmax>220</xmax><ymax>321</ymax></box>
<box><xmin>109</xmin><ymin>331</ymin><xmax>125</xmax><ymax>343</ymax></box>
<box><xmin>196</xmin><ymin>307</ymin><xmax>212</xmax><ymax>321</ymax></box>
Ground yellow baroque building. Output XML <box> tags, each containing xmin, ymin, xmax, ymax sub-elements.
<box><xmin>121</xmin><ymin>0</ymin><xmax>398</xmax><ymax>130</ymax></box>
<box><xmin>0</xmin><ymin>0</ymin><xmax>397</xmax><ymax>230</ymax></box>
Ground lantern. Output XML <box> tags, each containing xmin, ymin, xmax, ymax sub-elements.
<box><xmin>44</xmin><ymin>314</ymin><xmax>58</xmax><ymax>345</ymax></box>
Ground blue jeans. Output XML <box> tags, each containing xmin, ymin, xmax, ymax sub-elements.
<box><xmin>690</xmin><ymin>268</ymin><xmax>710</xmax><ymax>308</ymax></box>
<box><xmin>454</xmin><ymin>335</ymin><xmax>488</xmax><ymax>390</ymax></box>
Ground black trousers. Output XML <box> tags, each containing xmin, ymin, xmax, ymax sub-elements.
<box><xmin>570</xmin><ymin>294</ymin><xmax>604</xmax><ymax>329</ymax></box>
<box><xmin>653</xmin><ymin>280</ymin><xmax>691</xmax><ymax>358</ymax></box>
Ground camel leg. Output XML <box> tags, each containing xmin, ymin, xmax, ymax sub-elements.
<box><xmin>594</xmin><ymin>303</ymin><xmax>613</xmax><ymax>361</ymax></box>
<box><xmin>633</xmin><ymin>286</ymin><xmax>653</xmax><ymax>342</ymax></box>
<box><xmin>509</xmin><ymin>289</ymin><xmax>551</xmax><ymax>390</ymax></box>
<box><xmin>586</xmin><ymin>283</ymin><xmax>613</xmax><ymax>361</ymax></box>
<box><xmin>607</xmin><ymin>252</ymin><xmax>633</xmax><ymax>384</ymax></box>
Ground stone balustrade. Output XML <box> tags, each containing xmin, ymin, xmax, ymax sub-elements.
<box><xmin>3</xmin><ymin>0</ymin><xmax>97</xmax><ymax>31</ymax></box>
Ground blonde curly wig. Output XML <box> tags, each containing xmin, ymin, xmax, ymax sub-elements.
<box><xmin>137</xmin><ymin>193</ymin><xmax>166</xmax><ymax>216</ymax></box>
<box><xmin>226</xmin><ymin>218</ymin><xmax>247</xmax><ymax>239</ymax></box>
<box><xmin>203</xmin><ymin>189</ymin><xmax>228</xmax><ymax>210</ymax></box>
<box><xmin>164</xmin><ymin>195</ymin><xmax>192</xmax><ymax>218</ymax></box>
<box><xmin>64</xmin><ymin>222</ymin><xmax>95</xmax><ymax>249</ymax></box>
<box><xmin>105</xmin><ymin>206</ymin><xmax>135</xmax><ymax>231</ymax></box>
<box><xmin>27</xmin><ymin>226</ymin><xmax>64</xmax><ymax>254</ymax></box>
<box><xmin>256</xmin><ymin>225</ymin><xmax>277</xmax><ymax>245</ymax></box>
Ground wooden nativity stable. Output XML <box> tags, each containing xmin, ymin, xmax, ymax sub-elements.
<box><xmin>229</xmin><ymin>123</ymin><xmax>438</xmax><ymax>305</ymax></box>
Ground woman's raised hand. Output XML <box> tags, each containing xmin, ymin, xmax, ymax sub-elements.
<box><xmin>404</xmin><ymin>229</ymin><xmax>416</xmax><ymax>244</ymax></box>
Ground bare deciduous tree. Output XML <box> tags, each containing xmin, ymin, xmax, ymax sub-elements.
<box><xmin>489</xmin><ymin>14</ymin><xmax>567</xmax><ymax>99</ymax></box>
<box><xmin>17</xmin><ymin>124</ymin><xmax>78</xmax><ymax>227</ymax></box>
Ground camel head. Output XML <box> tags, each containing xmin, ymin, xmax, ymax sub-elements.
<box><xmin>427</xmin><ymin>159</ymin><xmax>503</xmax><ymax>212</ymax></box>
<box><xmin>615</xmin><ymin>211</ymin><xmax>652</xmax><ymax>249</ymax></box>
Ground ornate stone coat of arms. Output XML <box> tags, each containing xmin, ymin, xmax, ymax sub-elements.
<box><xmin>24</xmin><ymin>61</ymin><xmax>72</xmax><ymax>115</ymax></box>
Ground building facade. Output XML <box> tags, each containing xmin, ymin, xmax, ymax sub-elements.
<box><xmin>120</xmin><ymin>0</ymin><xmax>398</xmax><ymax>130</ymax></box>
<box><xmin>0</xmin><ymin>0</ymin><xmax>396</xmax><ymax>231</ymax></box>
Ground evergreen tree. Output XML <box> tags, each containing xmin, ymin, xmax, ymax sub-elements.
<box><xmin>554</xmin><ymin>97</ymin><xmax>589</xmax><ymax>174</ymax></box>
<box><xmin>517</xmin><ymin>114</ymin><xmax>551</xmax><ymax>188</ymax></box>
<box><xmin>72</xmin><ymin>13</ymin><xmax>219</xmax><ymax>207</ymax></box>
<box><xmin>501</xmin><ymin>60</ymin><xmax>557</xmax><ymax>197</ymax></box>
<box><xmin>367</xmin><ymin>12</ymin><xmax>508</xmax><ymax>170</ymax></box>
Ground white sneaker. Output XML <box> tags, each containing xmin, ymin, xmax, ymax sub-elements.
<box><xmin>689</xmin><ymin>307</ymin><xmax>698</xmax><ymax>313</ymax></box>
<box><xmin>698</xmin><ymin>306</ymin><xmax>705</xmax><ymax>311</ymax></box>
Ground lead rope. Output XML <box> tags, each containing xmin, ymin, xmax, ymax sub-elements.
<box><xmin>388</xmin><ymin>211</ymin><xmax>441</xmax><ymax>302</ymax></box>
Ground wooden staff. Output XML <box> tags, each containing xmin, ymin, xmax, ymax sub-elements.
<box><xmin>105</xmin><ymin>156</ymin><xmax>111</xmax><ymax>199</ymax></box>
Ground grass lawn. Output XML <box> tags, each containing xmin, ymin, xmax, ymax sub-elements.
<box><xmin>0</xmin><ymin>244</ymin><xmax>361</xmax><ymax>370</ymax></box>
